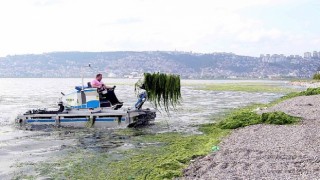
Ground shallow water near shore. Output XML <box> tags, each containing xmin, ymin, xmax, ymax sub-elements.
<box><xmin>0</xmin><ymin>78</ymin><xmax>295</xmax><ymax>179</ymax></box>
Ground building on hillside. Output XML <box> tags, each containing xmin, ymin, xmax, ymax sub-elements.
<box><xmin>304</xmin><ymin>52</ymin><xmax>312</xmax><ymax>59</ymax></box>
<box><xmin>313</xmin><ymin>51</ymin><xmax>319</xmax><ymax>58</ymax></box>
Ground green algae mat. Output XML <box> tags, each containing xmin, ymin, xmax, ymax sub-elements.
<box><xmin>199</xmin><ymin>82</ymin><xmax>297</xmax><ymax>93</ymax></box>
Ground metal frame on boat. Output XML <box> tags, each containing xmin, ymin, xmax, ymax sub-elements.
<box><xmin>16</xmin><ymin>73</ymin><xmax>156</xmax><ymax>128</ymax></box>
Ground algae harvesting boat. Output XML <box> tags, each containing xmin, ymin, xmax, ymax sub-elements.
<box><xmin>15</xmin><ymin>69</ymin><xmax>182</xmax><ymax>130</ymax></box>
<box><xmin>15</xmin><ymin>85</ymin><xmax>156</xmax><ymax>128</ymax></box>
<box><xmin>15</xmin><ymin>68</ymin><xmax>157</xmax><ymax>128</ymax></box>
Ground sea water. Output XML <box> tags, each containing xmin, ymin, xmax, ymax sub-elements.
<box><xmin>0</xmin><ymin>78</ymin><xmax>289</xmax><ymax>178</ymax></box>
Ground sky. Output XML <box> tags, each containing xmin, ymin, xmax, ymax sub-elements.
<box><xmin>0</xmin><ymin>0</ymin><xmax>319</xmax><ymax>57</ymax></box>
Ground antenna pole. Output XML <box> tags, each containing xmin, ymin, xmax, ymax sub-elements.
<box><xmin>81</xmin><ymin>66</ymin><xmax>84</xmax><ymax>90</ymax></box>
<box><xmin>81</xmin><ymin>64</ymin><xmax>93</xmax><ymax>90</ymax></box>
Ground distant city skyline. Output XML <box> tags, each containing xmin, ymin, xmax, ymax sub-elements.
<box><xmin>1</xmin><ymin>50</ymin><xmax>320</xmax><ymax>58</ymax></box>
<box><xmin>1</xmin><ymin>51</ymin><xmax>319</xmax><ymax>79</ymax></box>
<box><xmin>0</xmin><ymin>0</ymin><xmax>319</xmax><ymax>57</ymax></box>
<box><xmin>260</xmin><ymin>50</ymin><xmax>320</xmax><ymax>58</ymax></box>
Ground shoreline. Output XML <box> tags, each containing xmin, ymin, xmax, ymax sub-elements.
<box><xmin>28</xmin><ymin>90</ymin><xmax>300</xmax><ymax>179</ymax></box>
<box><xmin>182</xmin><ymin>92</ymin><xmax>320</xmax><ymax>179</ymax></box>
<box><xmin>290</xmin><ymin>80</ymin><xmax>320</xmax><ymax>88</ymax></box>
<box><xmin>10</xmin><ymin>84</ymin><xmax>317</xmax><ymax>179</ymax></box>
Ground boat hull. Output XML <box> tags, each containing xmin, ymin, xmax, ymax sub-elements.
<box><xmin>16</xmin><ymin>108</ymin><xmax>155</xmax><ymax>128</ymax></box>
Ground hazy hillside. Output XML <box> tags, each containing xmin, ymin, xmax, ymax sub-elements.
<box><xmin>0</xmin><ymin>51</ymin><xmax>319</xmax><ymax>79</ymax></box>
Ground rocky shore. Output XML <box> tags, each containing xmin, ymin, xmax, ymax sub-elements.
<box><xmin>182</xmin><ymin>95</ymin><xmax>320</xmax><ymax>180</ymax></box>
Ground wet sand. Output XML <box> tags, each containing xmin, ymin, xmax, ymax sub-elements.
<box><xmin>182</xmin><ymin>95</ymin><xmax>320</xmax><ymax>180</ymax></box>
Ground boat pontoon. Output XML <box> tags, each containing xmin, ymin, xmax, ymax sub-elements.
<box><xmin>16</xmin><ymin>82</ymin><xmax>156</xmax><ymax>128</ymax></box>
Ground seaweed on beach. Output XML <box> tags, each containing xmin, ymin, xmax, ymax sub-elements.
<box><xmin>261</xmin><ymin>111</ymin><xmax>299</xmax><ymax>125</ymax></box>
<box><xmin>301</xmin><ymin>87</ymin><xmax>320</xmax><ymax>96</ymax></box>
<box><xmin>274</xmin><ymin>87</ymin><xmax>320</xmax><ymax>105</ymax></box>
<box><xmin>313</xmin><ymin>73</ymin><xmax>320</xmax><ymax>80</ymax></box>
<box><xmin>218</xmin><ymin>109</ymin><xmax>299</xmax><ymax>129</ymax></box>
<box><xmin>31</xmin><ymin>98</ymin><xmax>303</xmax><ymax>180</ymax></box>
<box><xmin>217</xmin><ymin>110</ymin><xmax>261</xmax><ymax>129</ymax></box>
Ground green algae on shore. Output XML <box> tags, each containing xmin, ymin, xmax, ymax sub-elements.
<box><xmin>270</xmin><ymin>87</ymin><xmax>320</xmax><ymax>106</ymax></box>
<box><xmin>30</xmin><ymin>127</ymin><xmax>230</xmax><ymax>180</ymax></box>
<box><xmin>30</xmin><ymin>108</ymin><xmax>301</xmax><ymax>179</ymax></box>
<box><xmin>217</xmin><ymin>109</ymin><xmax>300</xmax><ymax>129</ymax></box>
<box><xmin>14</xmin><ymin>86</ymin><xmax>319</xmax><ymax>180</ymax></box>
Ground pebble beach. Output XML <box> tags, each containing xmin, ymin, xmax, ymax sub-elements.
<box><xmin>182</xmin><ymin>94</ymin><xmax>320</xmax><ymax>180</ymax></box>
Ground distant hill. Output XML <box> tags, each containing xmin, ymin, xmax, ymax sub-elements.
<box><xmin>0</xmin><ymin>51</ymin><xmax>319</xmax><ymax>79</ymax></box>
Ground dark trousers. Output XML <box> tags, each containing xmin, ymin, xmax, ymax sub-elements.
<box><xmin>102</xmin><ymin>90</ymin><xmax>120</xmax><ymax>105</ymax></box>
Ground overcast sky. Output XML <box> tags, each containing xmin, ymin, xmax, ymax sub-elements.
<box><xmin>0</xmin><ymin>0</ymin><xmax>319</xmax><ymax>57</ymax></box>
